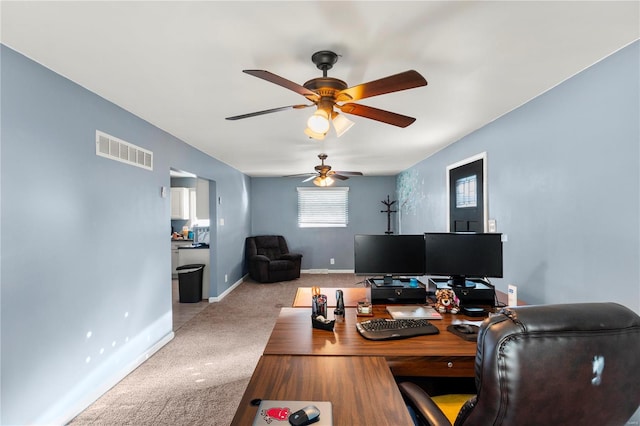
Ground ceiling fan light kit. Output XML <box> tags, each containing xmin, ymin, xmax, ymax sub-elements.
<box><xmin>307</xmin><ymin>106</ymin><xmax>331</xmax><ymax>133</ymax></box>
<box><xmin>332</xmin><ymin>112</ymin><xmax>355</xmax><ymax>137</ymax></box>
<box><xmin>304</xmin><ymin>127</ymin><xmax>326</xmax><ymax>140</ymax></box>
<box><xmin>226</xmin><ymin>50</ymin><xmax>427</xmax><ymax>140</ymax></box>
<box><xmin>313</xmin><ymin>176</ymin><xmax>334</xmax><ymax>187</ymax></box>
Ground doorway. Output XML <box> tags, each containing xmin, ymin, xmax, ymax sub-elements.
<box><xmin>446</xmin><ymin>153</ymin><xmax>487</xmax><ymax>232</ymax></box>
<box><xmin>169</xmin><ymin>168</ymin><xmax>216</xmax><ymax>330</ymax></box>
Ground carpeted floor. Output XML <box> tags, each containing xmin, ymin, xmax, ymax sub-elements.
<box><xmin>69</xmin><ymin>273</ymin><xmax>363</xmax><ymax>426</ymax></box>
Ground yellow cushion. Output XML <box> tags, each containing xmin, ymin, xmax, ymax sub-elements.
<box><xmin>432</xmin><ymin>394</ymin><xmax>475</xmax><ymax>424</ymax></box>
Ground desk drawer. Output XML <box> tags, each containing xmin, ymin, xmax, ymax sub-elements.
<box><xmin>387</xmin><ymin>356</ymin><xmax>475</xmax><ymax>377</ymax></box>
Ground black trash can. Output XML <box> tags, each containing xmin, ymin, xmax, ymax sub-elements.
<box><xmin>176</xmin><ymin>264</ymin><xmax>205</xmax><ymax>303</ymax></box>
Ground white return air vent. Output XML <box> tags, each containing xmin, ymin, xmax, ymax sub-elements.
<box><xmin>96</xmin><ymin>130</ymin><xmax>153</xmax><ymax>171</ymax></box>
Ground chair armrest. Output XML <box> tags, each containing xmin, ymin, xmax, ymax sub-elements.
<box><xmin>280</xmin><ymin>253</ymin><xmax>302</xmax><ymax>261</ymax></box>
<box><xmin>249</xmin><ymin>254</ymin><xmax>271</xmax><ymax>263</ymax></box>
<box><xmin>398</xmin><ymin>382</ymin><xmax>452</xmax><ymax>426</ymax></box>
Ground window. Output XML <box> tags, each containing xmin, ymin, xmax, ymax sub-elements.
<box><xmin>297</xmin><ymin>187</ymin><xmax>349</xmax><ymax>227</ymax></box>
<box><xmin>455</xmin><ymin>175</ymin><xmax>477</xmax><ymax>208</ymax></box>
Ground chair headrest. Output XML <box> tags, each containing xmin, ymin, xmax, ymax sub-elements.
<box><xmin>491</xmin><ymin>302</ymin><xmax>640</xmax><ymax>333</ymax></box>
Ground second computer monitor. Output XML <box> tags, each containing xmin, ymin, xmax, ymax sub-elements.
<box><xmin>424</xmin><ymin>232</ymin><xmax>503</xmax><ymax>287</ymax></box>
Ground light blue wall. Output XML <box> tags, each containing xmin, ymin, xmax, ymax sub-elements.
<box><xmin>398</xmin><ymin>41</ymin><xmax>639</xmax><ymax>312</ymax></box>
<box><xmin>0</xmin><ymin>45</ymin><xmax>251</xmax><ymax>425</ymax></box>
<box><xmin>250</xmin><ymin>176</ymin><xmax>397</xmax><ymax>270</ymax></box>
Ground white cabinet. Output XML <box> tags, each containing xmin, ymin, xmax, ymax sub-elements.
<box><xmin>170</xmin><ymin>187</ymin><xmax>190</xmax><ymax>219</ymax></box>
<box><xmin>171</xmin><ymin>240</ymin><xmax>183</xmax><ymax>277</ymax></box>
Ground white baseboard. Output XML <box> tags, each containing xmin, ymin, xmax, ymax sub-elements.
<box><xmin>301</xmin><ymin>269</ymin><xmax>355</xmax><ymax>274</ymax></box>
<box><xmin>43</xmin><ymin>313</ymin><xmax>174</xmax><ymax>426</ymax></box>
<box><xmin>208</xmin><ymin>274</ymin><xmax>246</xmax><ymax>302</ymax></box>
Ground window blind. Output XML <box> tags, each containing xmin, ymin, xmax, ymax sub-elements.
<box><xmin>297</xmin><ymin>187</ymin><xmax>349</xmax><ymax>227</ymax></box>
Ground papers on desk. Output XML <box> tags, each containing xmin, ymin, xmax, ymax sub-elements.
<box><xmin>386</xmin><ymin>305</ymin><xmax>443</xmax><ymax>320</ymax></box>
<box><xmin>253</xmin><ymin>400</ymin><xmax>333</xmax><ymax>426</ymax></box>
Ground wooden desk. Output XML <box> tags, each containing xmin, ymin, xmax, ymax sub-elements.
<box><xmin>231</xmin><ymin>355</ymin><xmax>414</xmax><ymax>426</ymax></box>
<box><xmin>233</xmin><ymin>282</ymin><xmax>525</xmax><ymax>424</ymax></box>
<box><xmin>264</xmin><ymin>306</ymin><xmax>477</xmax><ymax>377</ymax></box>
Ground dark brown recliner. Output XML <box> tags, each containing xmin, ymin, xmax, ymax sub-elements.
<box><xmin>400</xmin><ymin>303</ymin><xmax>640</xmax><ymax>426</ymax></box>
<box><xmin>245</xmin><ymin>235</ymin><xmax>302</xmax><ymax>283</ymax></box>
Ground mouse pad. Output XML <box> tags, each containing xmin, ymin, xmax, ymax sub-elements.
<box><xmin>253</xmin><ymin>400</ymin><xmax>333</xmax><ymax>426</ymax></box>
<box><xmin>447</xmin><ymin>324</ymin><xmax>480</xmax><ymax>341</ymax></box>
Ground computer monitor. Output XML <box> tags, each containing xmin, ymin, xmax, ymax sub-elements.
<box><xmin>424</xmin><ymin>232</ymin><xmax>503</xmax><ymax>288</ymax></box>
<box><xmin>354</xmin><ymin>234</ymin><xmax>426</xmax><ymax>284</ymax></box>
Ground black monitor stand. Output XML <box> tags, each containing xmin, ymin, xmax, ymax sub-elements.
<box><xmin>429</xmin><ymin>277</ymin><xmax>496</xmax><ymax>307</ymax></box>
<box><xmin>372</xmin><ymin>276</ymin><xmax>406</xmax><ymax>288</ymax></box>
<box><xmin>450</xmin><ymin>275</ymin><xmax>476</xmax><ymax>288</ymax></box>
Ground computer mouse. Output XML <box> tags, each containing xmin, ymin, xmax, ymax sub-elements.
<box><xmin>289</xmin><ymin>405</ymin><xmax>320</xmax><ymax>426</ymax></box>
<box><xmin>454</xmin><ymin>324</ymin><xmax>476</xmax><ymax>334</ymax></box>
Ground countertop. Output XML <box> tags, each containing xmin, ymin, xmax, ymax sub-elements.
<box><xmin>177</xmin><ymin>243</ymin><xmax>209</xmax><ymax>249</ymax></box>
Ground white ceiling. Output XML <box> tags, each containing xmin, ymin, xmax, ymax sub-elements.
<box><xmin>1</xmin><ymin>1</ymin><xmax>638</xmax><ymax>177</ymax></box>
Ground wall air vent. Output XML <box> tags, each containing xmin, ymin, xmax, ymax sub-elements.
<box><xmin>95</xmin><ymin>130</ymin><xmax>153</xmax><ymax>171</ymax></box>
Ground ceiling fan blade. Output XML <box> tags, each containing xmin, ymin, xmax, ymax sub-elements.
<box><xmin>226</xmin><ymin>104</ymin><xmax>312</xmax><ymax>120</ymax></box>
<box><xmin>331</xmin><ymin>174</ymin><xmax>350</xmax><ymax>181</ymax></box>
<box><xmin>336</xmin><ymin>70</ymin><xmax>427</xmax><ymax>102</ymax></box>
<box><xmin>302</xmin><ymin>175</ymin><xmax>317</xmax><ymax>182</ymax></box>
<box><xmin>333</xmin><ymin>171</ymin><xmax>363</xmax><ymax>176</ymax></box>
<box><xmin>337</xmin><ymin>103</ymin><xmax>416</xmax><ymax>128</ymax></box>
<box><xmin>283</xmin><ymin>172</ymin><xmax>315</xmax><ymax>178</ymax></box>
<box><xmin>243</xmin><ymin>70</ymin><xmax>320</xmax><ymax>102</ymax></box>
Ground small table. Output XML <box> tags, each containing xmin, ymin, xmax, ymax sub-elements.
<box><xmin>230</xmin><ymin>355</ymin><xmax>414</xmax><ymax>426</ymax></box>
<box><xmin>293</xmin><ymin>287</ymin><xmax>367</xmax><ymax>307</ymax></box>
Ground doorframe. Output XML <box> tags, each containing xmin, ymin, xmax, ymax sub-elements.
<box><xmin>446</xmin><ymin>152</ymin><xmax>488</xmax><ymax>232</ymax></box>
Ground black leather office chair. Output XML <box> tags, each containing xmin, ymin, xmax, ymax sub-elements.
<box><xmin>400</xmin><ymin>303</ymin><xmax>640</xmax><ymax>426</ymax></box>
<box><xmin>245</xmin><ymin>235</ymin><xmax>302</xmax><ymax>283</ymax></box>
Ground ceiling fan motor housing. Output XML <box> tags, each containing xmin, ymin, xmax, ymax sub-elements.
<box><xmin>304</xmin><ymin>78</ymin><xmax>347</xmax><ymax>97</ymax></box>
<box><xmin>314</xmin><ymin>153</ymin><xmax>331</xmax><ymax>175</ymax></box>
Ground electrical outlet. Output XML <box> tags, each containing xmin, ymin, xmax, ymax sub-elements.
<box><xmin>330</xmin><ymin>258</ymin><xmax>335</xmax><ymax>265</ymax></box>
<box><xmin>224</xmin><ymin>274</ymin><xmax>228</xmax><ymax>283</ymax></box>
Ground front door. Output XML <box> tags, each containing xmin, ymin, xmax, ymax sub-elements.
<box><xmin>448</xmin><ymin>156</ymin><xmax>485</xmax><ymax>232</ymax></box>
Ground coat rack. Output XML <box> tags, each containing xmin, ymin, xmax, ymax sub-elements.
<box><xmin>380</xmin><ymin>195</ymin><xmax>397</xmax><ymax>234</ymax></box>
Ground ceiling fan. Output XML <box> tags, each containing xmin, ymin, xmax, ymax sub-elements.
<box><xmin>226</xmin><ymin>50</ymin><xmax>427</xmax><ymax>140</ymax></box>
<box><xmin>286</xmin><ymin>153</ymin><xmax>363</xmax><ymax>186</ymax></box>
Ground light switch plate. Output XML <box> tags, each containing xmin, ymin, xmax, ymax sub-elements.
<box><xmin>508</xmin><ymin>284</ymin><xmax>518</xmax><ymax>306</ymax></box>
<box><xmin>488</xmin><ymin>219</ymin><xmax>496</xmax><ymax>232</ymax></box>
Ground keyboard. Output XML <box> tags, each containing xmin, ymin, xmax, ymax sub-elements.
<box><xmin>356</xmin><ymin>318</ymin><xmax>440</xmax><ymax>341</ymax></box>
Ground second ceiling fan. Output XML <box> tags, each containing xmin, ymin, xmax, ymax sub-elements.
<box><xmin>226</xmin><ymin>50</ymin><xmax>428</xmax><ymax>139</ymax></box>
<box><xmin>287</xmin><ymin>153</ymin><xmax>363</xmax><ymax>187</ymax></box>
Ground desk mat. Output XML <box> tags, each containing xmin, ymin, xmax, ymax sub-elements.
<box><xmin>446</xmin><ymin>324</ymin><xmax>479</xmax><ymax>342</ymax></box>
